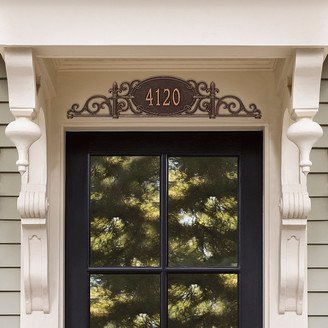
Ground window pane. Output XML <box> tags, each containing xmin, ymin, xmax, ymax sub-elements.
<box><xmin>90</xmin><ymin>274</ymin><xmax>160</xmax><ymax>328</ymax></box>
<box><xmin>90</xmin><ymin>156</ymin><xmax>160</xmax><ymax>267</ymax></box>
<box><xmin>168</xmin><ymin>274</ymin><xmax>238</xmax><ymax>328</ymax></box>
<box><xmin>168</xmin><ymin>157</ymin><xmax>238</xmax><ymax>267</ymax></box>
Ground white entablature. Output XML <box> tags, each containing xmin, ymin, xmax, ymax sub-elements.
<box><xmin>1</xmin><ymin>46</ymin><xmax>326</xmax><ymax>328</ymax></box>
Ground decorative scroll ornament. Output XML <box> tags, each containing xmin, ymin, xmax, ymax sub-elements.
<box><xmin>67</xmin><ymin>77</ymin><xmax>262</xmax><ymax>119</ymax></box>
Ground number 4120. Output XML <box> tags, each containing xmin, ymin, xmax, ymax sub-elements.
<box><xmin>146</xmin><ymin>88</ymin><xmax>181</xmax><ymax>107</ymax></box>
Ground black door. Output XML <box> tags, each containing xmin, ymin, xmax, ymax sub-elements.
<box><xmin>65</xmin><ymin>131</ymin><xmax>263</xmax><ymax>328</ymax></box>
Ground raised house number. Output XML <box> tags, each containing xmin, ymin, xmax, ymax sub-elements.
<box><xmin>146</xmin><ymin>88</ymin><xmax>181</xmax><ymax>107</ymax></box>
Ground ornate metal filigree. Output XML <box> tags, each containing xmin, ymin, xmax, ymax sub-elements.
<box><xmin>67</xmin><ymin>77</ymin><xmax>262</xmax><ymax>119</ymax></box>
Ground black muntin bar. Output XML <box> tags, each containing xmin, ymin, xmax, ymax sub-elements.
<box><xmin>87</xmin><ymin>267</ymin><xmax>239</xmax><ymax>274</ymax></box>
<box><xmin>160</xmin><ymin>154</ymin><xmax>168</xmax><ymax>328</ymax></box>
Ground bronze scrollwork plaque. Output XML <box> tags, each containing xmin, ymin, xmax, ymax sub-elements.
<box><xmin>67</xmin><ymin>76</ymin><xmax>262</xmax><ymax>119</ymax></box>
<box><xmin>131</xmin><ymin>77</ymin><xmax>196</xmax><ymax>116</ymax></box>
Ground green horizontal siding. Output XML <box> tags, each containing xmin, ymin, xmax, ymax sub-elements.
<box><xmin>0</xmin><ymin>103</ymin><xmax>13</xmax><ymax>124</ymax></box>
<box><xmin>0</xmin><ymin>245</ymin><xmax>20</xmax><ymax>267</ymax></box>
<box><xmin>0</xmin><ymin>173</ymin><xmax>20</xmax><ymax>197</ymax></box>
<box><xmin>308</xmin><ymin>57</ymin><xmax>328</xmax><ymax>327</ymax></box>
<box><xmin>0</xmin><ymin>197</ymin><xmax>19</xmax><ymax>219</ymax></box>
<box><xmin>0</xmin><ymin>80</ymin><xmax>8</xmax><ymax>102</ymax></box>
<box><xmin>0</xmin><ymin>269</ymin><xmax>20</xmax><ymax>291</ymax></box>
<box><xmin>309</xmin><ymin>293</ymin><xmax>328</xmax><ymax>315</ymax></box>
<box><xmin>0</xmin><ymin>59</ymin><xmax>6</xmax><ymax>79</ymax></box>
<box><xmin>0</xmin><ymin>316</ymin><xmax>19</xmax><ymax>328</ymax></box>
<box><xmin>322</xmin><ymin>61</ymin><xmax>328</xmax><ymax>79</ymax></box>
<box><xmin>314</xmin><ymin>126</ymin><xmax>328</xmax><ymax>148</ymax></box>
<box><xmin>309</xmin><ymin>317</ymin><xmax>328</xmax><ymax>328</ymax></box>
<box><xmin>0</xmin><ymin>56</ymin><xmax>20</xmax><ymax>326</ymax></box>
<box><xmin>308</xmin><ymin>269</ymin><xmax>328</xmax><ymax>291</ymax></box>
<box><xmin>0</xmin><ymin>221</ymin><xmax>20</xmax><ymax>244</ymax></box>
<box><xmin>308</xmin><ymin>174</ymin><xmax>328</xmax><ymax>196</ymax></box>
<box><xmin>320</xmin><ymin>80</ymin><xmax>328</xmax><ymax>102</ymax></box>
<box><xmin>308</xmin><ymin>245</ymin><xmax>328</xmax><ymax>267</ymax></box>
<box><xmin>0</xmin><ymin>126</ymin><xmax>14</xmax><ymax>147</ymax></box>
<box><xmin>0</xmin><ymin>149</ymin><xmax>19</xmax><ymax>172</ymax></box>
<box><xmin>0</xmin><ymin>293</ymin><xmax>20</xmax><ymax>315</ymax></box>
<box><xmin>311</xmin><ymin>149</ymin><xmax>328</xmax><ymax>173</ymax></box>
<box><xmin>315</xmin><ymin>103</ymin><xmax>328</xmax><ymax>124</ymax></box>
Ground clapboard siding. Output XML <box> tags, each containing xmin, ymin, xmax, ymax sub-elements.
<box><xmin>0</xmin><ymin>80</ymin><xmax>8</xmax><ymax>102</ymax></box>
<box><xmin>0</xmin><ymin>56</ymin><xmax>20</xmax><ymax>325</ymax></box>
<box><xmin>311</xmin><ymin>149</ymin><xmax>328</xmax><ymax>173</ymax></box>
<box><xmin>0</xmin><ymin>292</ymin><xmax>20</xmax><ymax>315</ymax></box>
<box><xmin>309</xmin><ymin>293</ymin><xmax>328</xmax><ymax>315</ymax></box>
<box><xmin>315</xmin><ymin>103</ymin><xmax>328</xmax><ymax>124</ymax></box>
<box><xmin>0</xmin><ymin>269</ymin><xmax>20</xmax><ymax>291</ymax></box>
<box><xmin>0</xmin><ymin>149</ymin><xmax>20</xmax><ymax>172</ymax></box>
<box><xmin>0</xmin><ymin>173</ymin><xmax>21</xmax><ymax>197</ymax></box>
<box><xmin>0</xmin><ymin>221</ymin><xmax>21</xmax><ymax>244</ymax></box>
<box><xmin>308</xmin><ymin>57</ymin><xmax>328</xmax><ymax>327</ymax></box>
<box><xmin>314</xmin><ymin>126</ymin><xmax>328</xmax><ymax>148</ymax></box>
<box><xmin>308</xmin><ymin>174</ymin><xmax>328</xmax><ymax>196</ymax></box>
<box><xmin>0</xmin><ymin>197</ymin><xmax>19</xmax><ymax>219</ymax></box>
<box><xmin>308</xmin><ymin>245</ymin><xmax>328</xmax><ymax>267</ymax></box>
<box><xmin>308</xmin><ymin>269</ymin><xmax>328</xmax><ymax>291</ymax></box>
<box><xmin>320</xmin><ymin>80</ymin><xmax>328</xmax><ymax>102</ymax></box>
<box><xmin>0</xmin><ymin>316</ymin><xmax>19</xmax><ymax>328</ymax></box>
<box><xmin>309</xmin><ymin>197</ymin><xmax>328</xmax><ymax>220</ymax></box>
<box><xmin>323</xmin><ymin>61</ymin><xmax>328</xmax><ymax>79</ymax></box>
<box><xmin>0</xmin><ymin>125</ymin><xmax>14</xmax><ymax>147</ymax></box>
<box><xmin>0</xmin><ymin>245</ymin><xmax>20</xmax><ymax>267</ymax></box>
<box><xmin>0</xmin><ymin>60</ymin><xmax>6</xmax><ymax>78</ymax></box>
<box><xmin>308</xmin><ymin>221</ymin><xmax>328</xmax><ymax>244</ymax></box>
<box><xmin>0</xmin><ymin>103</ymin><xmax>13</xmax><ymax>124</ymax></box>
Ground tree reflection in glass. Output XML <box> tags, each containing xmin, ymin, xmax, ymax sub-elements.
<box><xmin>168</xmin><ymin>157</ymin><xmax>238</xmax><ymax>267</ymax></box>
<box><xmin>168</xmin><ymin>274</ymin><xmax>238</xmax><ymax>328</ymax></box>
<box><xmin>90</xmin><ymin>156</ymin><xmax>161</xmax><ymax>267</ymax></box>
<box><xmin>89</xmin><ymin>155</ymin><xmax>239</xmax><ymax>327</ymax></box>
<box><xmin>90</xmin><ymin>274</ymin><xmax>160</xmax><ymax>328</ymax></box>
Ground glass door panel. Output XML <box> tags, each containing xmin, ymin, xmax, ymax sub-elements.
<box><xmin>90</xmin><ymin>274</ymin><xmax>160</xmax><ymax>327</ymax></box>
<box><xmin>168</xmin><ymin>274</ymin><xmax>238</xmax><ymax>328</ymax></box>
<box><xmin>65</xmin><ymin>131</ymin><xmax>263</xmax><ymax>328</ymax></box>
<box><xmin>90</xmin><ymin>156</ymin><xmax>161</xmax><ymax>267</ymax></box>
<box><xmin>168</xmin><ymin>157</ymin><xmax>238</xmax><ymax>267</ymax></box>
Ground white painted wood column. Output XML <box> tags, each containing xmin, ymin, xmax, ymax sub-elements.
<box><xmin>279</xmin><ymin>49</ymin><xmax>324</xmax><ymax>318</ymax></box>
<box><xmin>4</xmin><ymin>48</ymin><xmax>50</xmax><ymax>319</ymax></box>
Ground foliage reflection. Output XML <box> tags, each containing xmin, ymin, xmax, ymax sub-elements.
<box><xmin>89</xmin><ymin>155</ymin><xmax>239</xmax><ymax>327</ymax></box>
<box><xmin>168</xmin><ymin>157</ymin><xmax>238</xmax><ymax>267</ymax></box>
<box><xmin>168</xmin><ymin>274</ymin><xmax>238</xmax><ymax>328</ymax></box>
<box><xmin>90</xmin><ymin>156</ymin><xmax>160</xmax><ymax>267</ymax></box>
<box><xmin>90</xmin><ymin>274</ymin><xmax>160</xmax><ymax>327</ymax></box>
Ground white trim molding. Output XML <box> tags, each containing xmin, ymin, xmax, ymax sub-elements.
<box><xmin>279</xmin><ymin>48</ymin><xmax>324</xmax><ymax>315</ymax></box>
<box><xmin>4</xmin><ymin>48</ymin><xmax>50</xmax><ymax>314</ymax></box>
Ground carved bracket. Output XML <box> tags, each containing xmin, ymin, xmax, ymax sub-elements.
<box><xmin>4</xmin><ymin>48</ymin><xmax>49</xmax><ymax>314</ymax></box>
<box><xmin>279</xmin><ymin>48</ymin><xmax>324</xmax><ymax>315</ymax></box>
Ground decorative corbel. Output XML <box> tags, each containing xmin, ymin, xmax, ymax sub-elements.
<box><xmin>279</xmin><ymin>49</ymin><xmax>324</xmax><ymax>315</ymax></box>
<box><xmin>4</xmin><ymin>48</ymin><xmax>49</xmax><ymax>314</ymax></box>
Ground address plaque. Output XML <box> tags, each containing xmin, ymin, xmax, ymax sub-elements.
<box><xmin>67</xmin><ymin>76</ymin><xmax>262</xmax><ymax>119</ymax></box>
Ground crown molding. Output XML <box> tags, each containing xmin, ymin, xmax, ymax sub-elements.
<box><xmin>51</xmin><ymin>58</ymin><xmax>279</xmax><ymax>73</ymax></box>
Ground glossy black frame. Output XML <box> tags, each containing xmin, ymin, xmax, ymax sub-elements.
<box><xmin>65</xmin><ymin>131</ymin><xmax>263</xmax><ymax>328</ymax></box>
